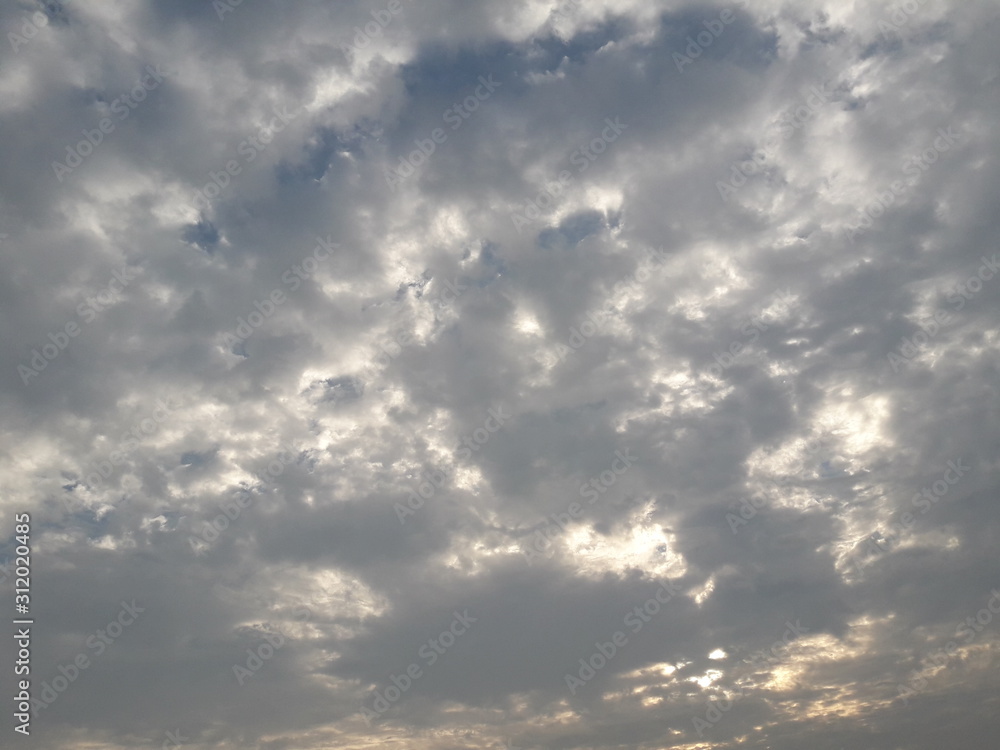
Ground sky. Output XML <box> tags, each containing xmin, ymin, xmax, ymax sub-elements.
<box><xmin>1</xmin><ymin>0</ymin><xmax>1000</xmax><ymax>748</ymax></box>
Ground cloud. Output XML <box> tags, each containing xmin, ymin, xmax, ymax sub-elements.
<box><xmin>2</xmin><ymin>0</ymin><xmax>1000</xmax><ymax>747</ymax></box>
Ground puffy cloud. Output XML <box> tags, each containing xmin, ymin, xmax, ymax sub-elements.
<box><xmin>2</xmin><ymin>0</ymin><xmax>1000</xmax><ymax>747</ymax></box>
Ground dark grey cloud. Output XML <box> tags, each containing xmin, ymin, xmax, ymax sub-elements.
<box><xmin>1</xmin><ymin>0</ymin><xmax>999</xmax><ymax>748</ymax></box>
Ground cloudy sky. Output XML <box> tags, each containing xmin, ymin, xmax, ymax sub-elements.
<box><xmin>2</xmin><ymin>0</ymin><xmax>1000</xmax><ymax>748</ymax></box>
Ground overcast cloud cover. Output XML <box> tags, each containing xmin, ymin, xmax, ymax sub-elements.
<box><xmin>1</xmin><ymin>0</ymin><xmax>999</xmax><ymax>748</ymax></box>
